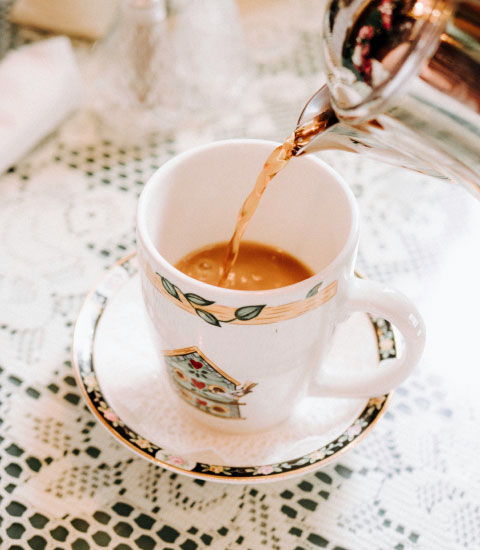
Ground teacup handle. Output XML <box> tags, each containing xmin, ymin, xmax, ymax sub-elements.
<box><xmin>311</xmin><ymin>278</ymin><xmax>425</xmax><ymax>397</ymax></box>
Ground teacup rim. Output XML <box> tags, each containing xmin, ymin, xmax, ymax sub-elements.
<box><xmin>136</xmin><ymin>138</ymin><xmax>359</xmax><ymax>297</ymax></box>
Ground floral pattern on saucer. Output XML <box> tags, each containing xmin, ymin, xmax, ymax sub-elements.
<box><xmin>73</xmin><ymin>254</ymin><xmax>395</xmax><ymax>482</ymax></box>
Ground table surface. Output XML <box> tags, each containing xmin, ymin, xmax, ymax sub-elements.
<box><xmin>1</xmin><ymin>1</ymin><xmax>480</xmax><ymax>549</ymax></box>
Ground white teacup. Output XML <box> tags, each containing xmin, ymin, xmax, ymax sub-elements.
<box><xmin>136</xmin><ymin>139</ymin><xmax>425</xmax><ymax>434</ymax></box>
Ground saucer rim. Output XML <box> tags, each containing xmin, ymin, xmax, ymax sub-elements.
<box><xmin>73</xmin><ymin>253</ymin><xmax>393</xmax><ymax>484</ymax></box>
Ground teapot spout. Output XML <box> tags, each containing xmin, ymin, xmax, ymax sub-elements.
<box><xmin>291</xmin><ymin>86</ymin><xmax>370</xmax><ymax>157</ymax></box>
<box><xmin>292</xmin><ymin>85</ymin><xmax>452</xmax><ymax>181</ymax></box>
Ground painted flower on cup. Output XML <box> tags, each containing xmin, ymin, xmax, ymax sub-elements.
<box><xmin>155</xmin><ymin>451</ymin><xmax>196</xmax><ymax>471</ymax></box>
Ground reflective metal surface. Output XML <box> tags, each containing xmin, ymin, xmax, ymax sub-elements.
<box><xmin>293</xmin><ymin>0</ymin><xmax>480</xmax><ymax>198</ymax></box>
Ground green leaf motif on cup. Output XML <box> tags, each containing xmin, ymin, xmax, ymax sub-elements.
<box><xmin>195</xmin><ymin>308</ymin><xmax>221</xmax><ymax>327</ymax></box>
<box><xmin>185</xmin><ymin>293</ymin><xmax>215</xmax><ymax>306</ymax></box>
<box><xmin>154</xmin><ymin>270</ymin><xmax>336</xmax><ymax>327</ymax></box>
<box><xmin>306</xmin><ymin>282</ymin><xmax>323</xmax><ymax>298</ymax></box>
<box><xmin>234</xmin><ymin>305</ymin><xmax>266</xmax><ymax>321</ymax></box>
<box><xmin>160</xmin><ymin>275</ymin><xmax>181</xmax><ymax>301</ymax></box>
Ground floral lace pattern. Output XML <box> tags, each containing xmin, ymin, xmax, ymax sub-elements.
<box><xmin>2</xmin><ymin>1</ymin><xmax>480</xmax><ymax>548</ymax></box>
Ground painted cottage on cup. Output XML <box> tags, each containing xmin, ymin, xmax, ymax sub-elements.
<box><xmin>164</xmin><ymin>347</ymin><xmax>256</xmax><ymax>419</ymax></box>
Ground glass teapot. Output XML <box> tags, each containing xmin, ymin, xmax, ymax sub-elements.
<box><xmin>292</xmin><ymin>0</ymin><xmax>480</xmax><ymax>199</ymax></box>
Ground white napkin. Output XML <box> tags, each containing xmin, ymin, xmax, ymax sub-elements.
<box><xmin>9</xmin><ymin>0</ymin><xmax>119</xmax><ymax>41</ymax></box>
<box><xmin>0</xmin><ymin>36</ymin><xmax>83</xmax><ymax>175</ymax></box>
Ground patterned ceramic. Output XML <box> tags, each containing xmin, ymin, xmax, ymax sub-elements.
<box><xmin>136</xmin><ymin>139</ymin><xmax>425</xmax><ymax>433</ymax></box>
<box><xmin>73</xmin><ymin>254</ymin><xmax>397</xmax><ymax>483</ymax></box>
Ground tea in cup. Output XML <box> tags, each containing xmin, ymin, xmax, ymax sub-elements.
<box><xmin>136</xmin><ymin>139</ymin><xmax>425</xmax><ymax>434</ymax></box>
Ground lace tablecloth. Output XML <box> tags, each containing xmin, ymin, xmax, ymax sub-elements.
<box><xmin>1</xmin><ymin>1</ymin><xmax>480</xmax><ymax>549</ymax></box>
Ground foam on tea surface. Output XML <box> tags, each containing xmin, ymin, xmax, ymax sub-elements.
<box><xmin>176</xmin><ymin>240</ymin><xmax>313</xmax><ymax>291</ymax></box>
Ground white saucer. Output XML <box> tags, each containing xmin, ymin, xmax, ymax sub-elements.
<box><xmin>73</xmin><ymin>254</ymin><xmax>394</xmax><ymax>483</ymax></box>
